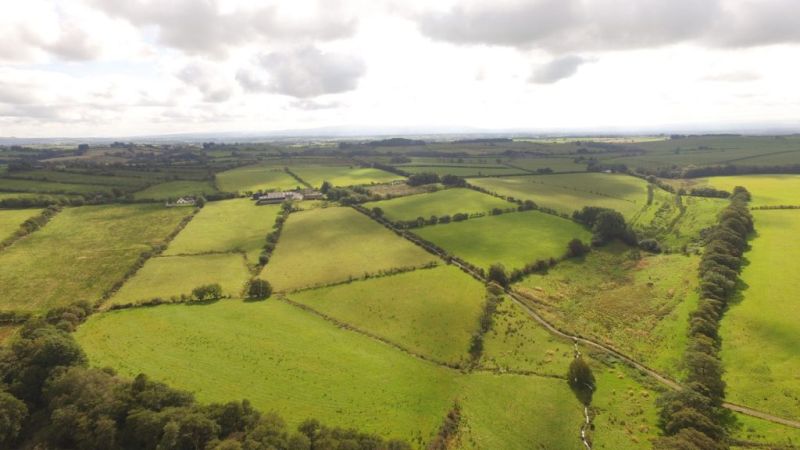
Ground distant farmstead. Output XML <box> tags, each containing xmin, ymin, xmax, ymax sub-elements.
<box><xmin>166</xmin><ymin>197</ymin><xmax>196</xmax><ymax>207</ymax></box>
<box><xmin>255</xmin><ymin>189</ymin><xmax>323</xmax><ymax>205</ymax></box>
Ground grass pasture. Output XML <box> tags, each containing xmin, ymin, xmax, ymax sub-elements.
<box><xmin>216</xmin><ymin>165</ymin><xmax>302</xmax><ymax>193</ymax></box>
<box><xmin>456</xmin><ymin>373</ymin><xmax>584</xmax><ymax>450</ymax></box>
<box><xmin>75</xmin><ymin>300</ymin><xmax>458</xmax><ymax>444</ymax></box>
<box><xmin>0</xmin><ymin>204</ymin><xmax>189</xmax><ymax>312</ymax></box>
<box><xmin>479</xmin><ymin>296</ymin><xmax>574</xmax><ymax>376</ymax></box>
<box><xmin>289</xmin><ymin>265</ymin><xmax>484</xmax><ymax>364</ymax></box>
<box><xmin>106</xmin><ymin>254</ymin><xmax>250</xmax><ymax>307</ymax></box>
<box><xmin>261</xmin><ymin>207</ymin><xmax>437</xmax><ymax>291</ymax></box>
<box><xmin>0</xmin><ymin>208</ymin><xmax>42</xmax><ymax>241</ymax></box>
<box><xmin>401</xmin><ymin>166</ymin><xmax>522</xmax><ymax>177</ymax></box>
<box><xmin>469</xmin><ymin>173</ymin><xmax>647</xmax><ymax>218</ymax></box>
<box><xmin>517</xmin><ymin>243</ymin><xmax>699</xmax><ymax>378</ymax></box>
<box><xmin>415</xmin><ymin>211</ymin><xmax>591</xmax><ymax>271</ymax></box>
<box><xmin>0</xmin><ymin>177</ymin><xmax>113</xmax><ymax>194</ymax></box>
<box><xmin>164</xmin><ymin>199</ymin><xmax>281</xmax><ymax>263</ymax></box>
<box><xmin>290</xmin><ymin>165</ymin><xmax>403</xmax><ymax>187</ymax></box>
<box><xmin>721</xmin><ymin>210</ymin><xmax>800</xmax><ymax>419</ymax></box>
<box><xmin>133</xmin><ymin>180</ymin><xmax>218</xmax><ymax>200</ymax></box>
<box><xmin>363</xmin><ymin>188</ymin><xmax>513</xmax><ymax>222</ymax></box>
<box><xmin>702</xmin><ymin>174</ymin><xmax>800</xmax><ymax>207</ymax></box>
<box><xmin>506</xmin><ymin>157</ymin><xmax>588</xmax><ymax>173</ymax></box>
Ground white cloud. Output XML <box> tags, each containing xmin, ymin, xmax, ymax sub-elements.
<box><xmin>530</xmin><ymin>55</ymin><xmax>587</xmax><ymax>84</ymax></box>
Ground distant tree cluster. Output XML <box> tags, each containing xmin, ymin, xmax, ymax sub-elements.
<box><xmin>688</xmin><ymin>187</ymin><xmax>730</xmax><ymax>199</ymax></box>
<box><xmin>0</xmin><ymin>303</ymin><xmax>411</xmax><ymax>450</ymax></box>
<box><xmin>405</xmin><ymin>173</ymin><xmax>467</xmax><ymax>187</ymax></box>
<box><xmin>655</xmin><ymin>186</ymin><xmax>753</xmax><ymax>450</ymax></box>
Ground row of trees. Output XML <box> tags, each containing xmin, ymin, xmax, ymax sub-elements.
<box><xmin>655</xmin><ymin>186</ymin><xmax>753</xmax><ymax>449</ymax></box>
<box><xmin>259</xmin><ymin>201</ymin><xmax>293</xmax><ymax>266</ymax></box>
<box><xmin>406</xmin><ymin>173</ymin><xmax>467</xmax><ymax>187</ymax></box>
<box><xmin>0</xmin><ymin>303</ymin><xmax>409</xmax><ymax>449</ymax></box>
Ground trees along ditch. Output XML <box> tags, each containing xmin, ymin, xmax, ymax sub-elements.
<box><xmin>655</xmin><ymin>187</ymin><xmax>753</xmax><ymax>450</ymax></box>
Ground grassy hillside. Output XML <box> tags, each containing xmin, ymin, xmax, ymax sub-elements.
<box><xmin>164</xmin><ymin>199</ymin><xmax>281</xmax><ymax>264</ymax></box>
<box><xmin>216</xmin><ymin>165</ymin><xmax>301</xmax><ymax>193</ymax></box>
<box><xmin>363</xmin><ymin>188</ymin><xmax>513</xmax><ymax>222</ymax></box>
<box><xmin>703</xmin><ymin>174</ymin><xmax>800</xmax><ymax>207</ymax></box>
<box><xmin>0</xmin><ymin>204</ymin><xmax>189</xmax><ymax>312</ymax></box>
<box><xmin>415</xmin><ymin>211</ymin><xmax>591</xmax><ymax>271</ymax></box>
<box><xmin>469</xmin><ymin>173</ymin><xmax>647</xmax><ymax>218</ymax></box>
<box><xmin>289</xmin><ymin>266</ymin><xmax>484</xmax><ymax>364</ymax></box>
<box><xmin>106</xmin><ymin>253</ymin><xmax>250</xmax><ymax>307</ymax></box>
<box><xmin>261</xmin><ymin>207</ymin><xmax>437</xmax><ymax>291</ymax></box>
<box><xmin>721</xmin><ymin>210</ymin><xmax>800</xmax><ymax>418</ymax></box>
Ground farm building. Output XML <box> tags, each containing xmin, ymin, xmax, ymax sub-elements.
<box><xmin>166</xmin><ymin>197</ymin><xmax>196</xmax><ymax>207</ymax></box>
<box><xmin>255</xmin><ymin>189</ymin><xmax>323</xmax><ymax>205</ymax></box>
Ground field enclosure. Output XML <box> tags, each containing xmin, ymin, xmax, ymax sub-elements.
<box><xmin>164</xmin><ymin>199</ymin><xmax>281</xmax><ymax>264</ymax></box>
<box><xmin>0</xmin><ymin>208</ymin><xmax>42</xmax><ymax>241</ymax></box>
<box><xmin>415</xmin><ymin>210</ymin><xmax>591</xmax><ymax>270</ymax></box>
<box><xmin>260</xmin><ymin>207</ymin><xmax>437</xmax><ymax>291</ymax></box>
<box><xmin>363</xmin><ymin>188</ymin><xmax>514</xmax><ymax>223</ymax></box>
<box><xmin>721</xmin><ymin>210</ymin><xmax>800</xmax><ymax>419</ymax></box>
<box><xmin>216</xmin><ymin>164</ymin><xmax>301</xmax><ymax>193</ymax></box>
<box><xmin>289</xmin><ymin>265</ymin><xmax>485</xmax><ymax>365</ymax></box>
<box><xmin>289</xmin><ymin>165</ymin><xmax>404</xmax><ymax>188</ymax></box>
<box><xmin>469</xmin><ymin>173</ymin><xmax>647</xmax><ymax>218</ymax></box>
<box><xmin>0</xmin><ymin>204</ymin><xmax>190</xmax><ymax>312</ymax></box>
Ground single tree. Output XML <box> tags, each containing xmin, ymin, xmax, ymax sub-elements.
<box><xmin>487</xmin><ymin>264</ymin><xmax>509</xmax><ymax>288</ymax></box>
<box><xmin>247</xmin><ymin>279</ymin><xmax>272</xmax><ymax>300</ymax></box>
<box><xmin>567</xmin><ymin>356</ymin><xmax>596</xmax><ymax>405</ymax></box>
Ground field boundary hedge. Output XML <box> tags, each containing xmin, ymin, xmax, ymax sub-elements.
<box><xmin>95</xmin><ymin>207</ymin><xmax>201</xmax><ymax>308</ymax></box>
<box><xmin>0</xmin><ymin>205</ymin><xmax>61</xmax><ymax>254</ymax></box>
<box><xmin>283</xmin><ymin>167</ymin><xmax>312</xmax><ymax>188</ymax></box>
<box><xmin>283</xmin><ymin>262</ymin><xmax>439</xmax><ymax>294</ymax></box>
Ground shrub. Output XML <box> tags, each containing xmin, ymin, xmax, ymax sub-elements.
<box><xmin>192</xmin><ymin>284</ymin><xmax>223</xmax><ymax>301</ymax></box>
<box><xmin>247</xmin><ymin>279</ymin><xmax>272</xmax><ymax>300</ymax></box>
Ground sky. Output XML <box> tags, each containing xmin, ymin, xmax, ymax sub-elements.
<box><xmin>0</xmin><ymin>0</ymin><xmax>799</xmax><ymax>138</ymax></box>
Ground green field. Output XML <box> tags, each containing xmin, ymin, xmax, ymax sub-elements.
<box><xmin>363</xmin><ymin>188</ymin><xmax>513</xmax><ymax>222</ymax></box>
<box><xmin>7</xmin><ymin>170</ymin><xmax>149</xmax><ymax>188</ymax></box>
<box><xmin>76</xmin><ymin>299</ymin><xmax>588</xmax><ymax>448</ymax></box>
<box><xmin>702</xmin><ymin>174</ymin><xmax>800</xmax><ymax>206</ymax></box>
<box><xmin>517</xmin><ymin>243</ymin><xmax>699</xmax><ymax>378</ymax></box>
<box><xmin>469</xmin><ymin>173</ymin><xmax>647</xmax><ymax>218</ymax></box>
<box><xmin>721</xmin><ymin>210</ymin><xmax>800</xmax><ymax>418</ymax></box>
<box><xmin>261</xmin><ymin>207</ymin><xmax>437</xmax><ymax>291</ymax></box>
<box><xmin>479</xmin><ymin>296</ymin><xmax>574</xmax><ymax>376</ymax></box>
<box><xmin>164</xmin><ymin>199</ymin><xmax>280</xmax><ymax>264</ymax></box>
<box><xmin>0</xmin><ymin>208</ymin><xmax>41</xmax><ymax>241</ymax></box>
<box><xmin>402</xmin><ymin>166</ymin><xmax>522</xmax><ymax>177</ymax></box>
<box><xmin>456</xmin><ymin>372</ymin><xmax>583</xmax><ymax>450</ymax></box>
<box><xmin>133</xmin><ymin>180</ymin><xmax>218</xmax><ymax>200</ymax></box>
<box><xmin>415</xmin><ymin>211</ymin><xmax>591</xmax><ymax>270</ymax></box>
<box><xmin>731</xmin><ymin>412</ymin><xmax>800</xmax><ymax>448</ymax></box>
<box><xmin>590</xmin><ymin>365</ymin><xmax>660</xmax><ymax>449</ymax></box>
<box><xmin>0</xmin><ymin>204</ymin><xmax>189</xmax><ymax>312</ymax></box>
<box><xmin>0</xmin><ymin>177</ymin><xmax>112</xmax><ymax>194</ymax></box>
<box><xmin>506</xmin><ymin>158</ymin><xmax>587</xmax><ymax>173</ymax></box>
<box><xmin>635</xmin><ymin>192</ymin><xmax>726</xmax><ymax>250</ymax></box>
<box><xmin>290</xmin><ymin>165</ymin><xmax>403</xmax><ymax>187</ymax></box>
<box><xmin>216</xmin><ymin>165</ymin><xmax>302</xmax><ymax>193</ymax></box>
<box><xmin>289</xmin><ymin>266</ymin><xmax>484</xmax><ymax>365</ymax></box>
<box><xmin>106</xmin><ymin>254</ymin><xmax>250</xmax><ymax>307</ymax></box>
<box><xmin>75</xmin><ymin>300</ymin><xmax>457</xmax><ymax>443</ymax></box>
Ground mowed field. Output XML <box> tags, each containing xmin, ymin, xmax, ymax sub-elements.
<box><xmin>106</xmin><ymin>254</ymin><xmax>250</xmax><ymax>307</ymax></box>
<box><xmin>289</xmin><ymin>266</ymin><xmax>484</xmax><ymax>364</ymax></box>
<box><xmin>164</xmin><ymin>199</ymin><xmax>280</xmax><ymax>263</ymax></box>
<box><xmin>721</xmin><ymin>210</ymin><xmax>800</xmax><ymax>418</ymax></box>
<box><xmin>290</xmin><ymin>165</ymin><xmax>403</xmax><ymax>187</ymax></box>
<box><xmin>517</xmin><ymin>243</ymin><xmax>699</xmax><ymax>378</ymax></box>
<box><xmin>363</xmin><ymin>188</ymin><xmax>513</xmax><ymax>222</ymax></box>
<box><xmin>0</xmin><ymin>177</ymin><xmax>113</xmax><ymax>194</ymax></box>
<box><xmin>415</xmin><ymin>211</ymin><xmax>591</xmax><ymax>270</ymax></box>
<box><xmin>261</xmin><ymin>207</ymin><xmax>437</xmax><ymax>291</ymax></box>
<box><xmin>76</xmin><ymin>299</ymin><xmax>586</xmax><ymax>448</ymax></box>
<box><xmin>469</xmin><ymin>173</ymin><xmax>647</xmax><ymax>218</ymax></box>
<box><xmin>133</xmin><ymin>180</ymin><xmax>218</xmax><ymax>200</ymax></box>
<box><xmin>0</xmin><ymin>204</ymin><xmax>189</xmax><ymax>312</ymax></box>
<box><xmin>216</xmin><ymin>165</ymin><xmax>301</xmax><ymax>193</ymax></box>
<box><xmin>0</xmin><ymin>208</ymin><xmax>41</xmax><ymax>241</ymax></box>
<box><xmin>702</xmin><ymin>174</ymin><xmax>800</xmax><ymax>206</ymax></box>
<box><xmin>401</xmin><ymin>166</ymin><xmax>522</xmax><ymax>177</ymax></box>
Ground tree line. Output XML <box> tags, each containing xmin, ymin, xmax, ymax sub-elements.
<box><xmin>655</xmin><ymin>186</ymin><xmax>753</xmax><ymax>449</ymax></box>
<box><xmin>0</xmin><ymin>302</ymin><xmax>411</xmax><ymax>450</ymax></box>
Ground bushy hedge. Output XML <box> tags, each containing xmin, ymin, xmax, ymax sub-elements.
<box><xmin>655</xmin><ymin>186</ymin><xmax>753</xmax><ymax>450</ymax></box>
